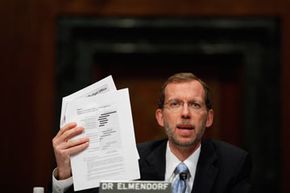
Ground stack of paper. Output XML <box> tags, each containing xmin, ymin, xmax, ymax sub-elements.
<box><xmin>60</xmin><ymin>76</ymin><xmax>140</xmax><ymax>191</ymax></box>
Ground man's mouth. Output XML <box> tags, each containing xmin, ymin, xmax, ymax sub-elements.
<box><xmin>176</xmin><ymin>124</ymin><xmax>194</xmax><ymax>130</ymax></box>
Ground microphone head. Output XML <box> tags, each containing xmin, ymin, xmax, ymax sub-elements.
<box><xmin>179</xmin><ymin>172</ymin><xmax>188</xmax><ymax>180</ymax></box>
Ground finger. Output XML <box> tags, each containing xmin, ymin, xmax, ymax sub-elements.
<box><xmin>53</xmin><ymin>136</ymin><xmax>89</xmax><ymax>161</ymax></box>
<box><xmin>61</xmin><ymin>126</ymin><xmax>85</xmax><ymax>142</ymax></box>
<box><xmin>61</xmin><ymin>136</ymin><xmax>90</xmax><ymax>150</ymax></box>
<box><xmin>56</xmin><ymin>122</ymin><xmax>77</xmax><ymax>138</ymax></box>
<box><xmin>67</xmin><ymin>141</ymin><xmax>89</xmax><ymax>156</ymax></box>
<box><xmin>54</xmin><ymin>126</ymin><xmax>84</xmax><ymax>146</ymax></box>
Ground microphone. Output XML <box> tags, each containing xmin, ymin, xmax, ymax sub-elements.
<box><xmin>179</xmin><ymin>172</ymin><xmax>188</xmax><ymax>180</ymax></box>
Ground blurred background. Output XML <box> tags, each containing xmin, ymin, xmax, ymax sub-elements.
<box><xmin>1</xmin><ymin>1</ymin><xmax>290</xmax><ymax>193</ymax></box>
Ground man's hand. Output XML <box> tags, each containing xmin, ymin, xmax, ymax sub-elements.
<box><xmin>52</xmin><ymin>122</ymin><xmax>89</xmax><ymax>180</ymax></box>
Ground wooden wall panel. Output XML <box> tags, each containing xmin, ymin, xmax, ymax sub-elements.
<box><xmin>0</xmin><ymin>0</ymin><xmax>57</xmax><ymax>192</ymax></box>
<box><xmin>0</xmin><ymin>1</ymin><xmax>289</xmax><ymax>193</ymax></box>
<box><xmin>281</xmin><ymin>11</ymin><xmax>290</xmax><ymax>193</ymax></box>
<box><xmin>57</xmin><ymin>0</ymin><xmax>288</xmax><ymax>16</ymax></box>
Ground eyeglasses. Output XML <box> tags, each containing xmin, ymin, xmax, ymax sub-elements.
<box><xmin>163</xmin><ymin>99</ymin><xmax>205</xmax><ymax>112</ymax></box>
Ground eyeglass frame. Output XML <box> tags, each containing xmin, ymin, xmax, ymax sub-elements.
<box><xmin>163</xmin><ymin>98</ymin><xmax>207</xmax><ymax>112</ymax></box>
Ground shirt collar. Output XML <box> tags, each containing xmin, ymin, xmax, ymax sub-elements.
<box><xmin>165</xmin><ymin>141</ymin><xmax>201</xmax><ymax>180</ymax></box>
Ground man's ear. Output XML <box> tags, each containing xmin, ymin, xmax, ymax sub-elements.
<box><xmin>155</xmin><ymin>108</ymin><xmax>164</xmax><ymax>127</ymax></box>
<box><xmin>206</xmin><ymin>109</ymin><xmax>214</xmax><ymax>128</ymax></box>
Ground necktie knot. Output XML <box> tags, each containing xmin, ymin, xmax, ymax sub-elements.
<box><xmin>172</xmin><ymin>163</ymin><xmax>189</xmax><ymax>193</ymax></box>
<box><xmin>174</xmin><ymin>163</ymin><xmax>189</xmax><ymax>176</ymax></box>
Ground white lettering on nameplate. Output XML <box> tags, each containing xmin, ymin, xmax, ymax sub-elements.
<box><xmin>100</xmin><ymin>181</ymin><xmax>171</xmax><ymax>193</ymax></box>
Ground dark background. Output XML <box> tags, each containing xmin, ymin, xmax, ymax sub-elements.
<box><xmin>0</xmin><ymin>1</ymin><xmax>289</xmax><ymax>193</ymax></box>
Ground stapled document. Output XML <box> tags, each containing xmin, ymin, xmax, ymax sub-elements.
<box><xmin>60</xmin><ymin>76</ymin><xmax>140</xmax><ymax>191</ymax></box>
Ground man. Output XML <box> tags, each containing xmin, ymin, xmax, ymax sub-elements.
<box><xmin>52</xmin><ymin>72</ymin><xmax>251</xmax><ymax>193</ymax></box>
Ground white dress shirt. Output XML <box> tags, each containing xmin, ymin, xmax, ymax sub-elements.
<box><xmin>52</xmin><ymin>141</ymin><xmax>201</xmax><ymax>193</ymax></box>
<box><xmin>52</xmin><ymin>168</ymin><xmax>73</xmax><ymax>193</ymax></box>
<box><xmin>165</xmin><ymin>142</ymin><xmax>201</xmax><ymax>193</ymax></box>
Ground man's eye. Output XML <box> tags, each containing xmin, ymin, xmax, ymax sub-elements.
<box><xmin>170</xmin><ymin>101</ymin><xmax>180</xmax><ymax>108</ymax></box>
<box><xmin>190</xmin><ymin>103</ymin><xmax>201</xmax><ymax>109</ymax></box>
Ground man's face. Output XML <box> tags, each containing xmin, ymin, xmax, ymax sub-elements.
<box><xmin>155</xmin><ymin>80</ymin><xmax>213</xmax><ymax>148</ymax></box>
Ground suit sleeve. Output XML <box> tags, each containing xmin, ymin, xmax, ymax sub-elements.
<box><xmin>63</xmin><ymin>186</ymin><xmax>99</xmax><ymax>193</ymax></box>
<box><xmin>229</xmin><ymin>153</ymin><xmax>252</xmax><ymax>193</ymax></box>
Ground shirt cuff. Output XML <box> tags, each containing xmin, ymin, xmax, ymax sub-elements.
<box><xmin>52</xmin><ymin>168</ymin><xmax>73</xmax><ymax>193</ymax></box>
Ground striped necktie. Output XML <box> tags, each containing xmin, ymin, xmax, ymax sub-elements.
<box><xmin>172</xmin><ymin>162</ymin><xmax>189</xmax><ymax>193</ymax></box>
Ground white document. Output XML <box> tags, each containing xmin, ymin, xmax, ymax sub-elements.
<box><xmin>65</xmin><ymin>88</ymin><xmax>140</xmax><ymax>191</ymax></box>
<box><xmin>60</xmin><ymin>75</ymin><xmax>116</xmax><ymax>127</ymax></box>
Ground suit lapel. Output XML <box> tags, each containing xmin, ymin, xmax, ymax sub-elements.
<box><xmin>192</xmin><ymin>140</ymin><xmax>218</xmax><ymax>193</ymax></box>
<box><xmin>139</xmin><ymin>139</ymin><xmax>219</xmax><ymax>193</ymax></box>
<box><xmin>140</xmin><ymin>140</ymin><xmax>167</xmax><ymax>180</ymax></box>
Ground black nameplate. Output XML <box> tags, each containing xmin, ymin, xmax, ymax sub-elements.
<box><xmin>100</xmin><ymin>181</ymin><xmax>171</xmax><ymax>193</ymax></box>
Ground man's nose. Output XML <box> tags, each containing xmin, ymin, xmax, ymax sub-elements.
<box><xmin>181</xmin><ymin>103</ymin><xmax>191</xmax><ymax>118</ymax></box>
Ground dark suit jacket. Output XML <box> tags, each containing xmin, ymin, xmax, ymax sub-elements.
<box><xmin>62</xmin><ymin>139</ymin><xmax>251</xmax><ymax>193</ymax></box>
